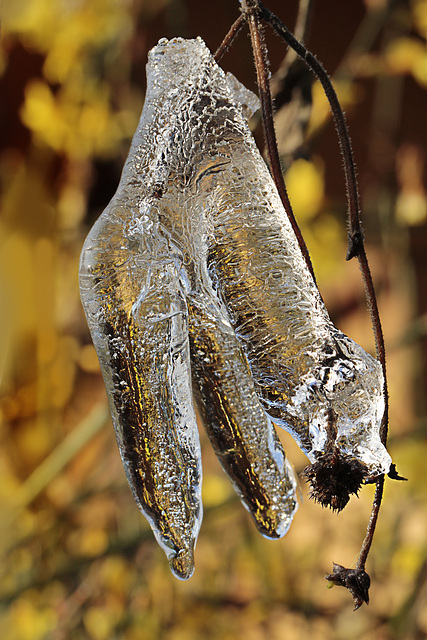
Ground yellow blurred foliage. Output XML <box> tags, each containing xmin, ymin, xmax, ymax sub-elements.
<box><xmin>3</xmin><ymin>0</ymin><xmax>132</xmax><ymax>60</ymax></box>
<box><xmin>395</xmin><ymin>143</ymin><xmax>427</xmax><ymax>226</ymax></box>
<box><xmin>395</xmin><ymin>190</ymin><xmax>427</xmax><ymax>226</ymax></box>
<box><xmin>83</xmin><ymin>605</ymin><xmax>122</xmax><ymax>640</ymax></box>
<box><xmin>385</xmin><ymin>36</ymin><xmax>427</xmax><ymax>86</ymax></box>
<box><xmin>0</xmin><ymin>1</ymin><xmax>426</xmax><ymax>638</ymax></box>
<box><xmin>283</xmin><ymin>159</ymin><xmax>346</xmax><ymax>284</ymax></box>
<box><xmin>67</xmin><ymin>527</ymin><xmax>109</xmax><ymax>558</ymax></box>
<box><xmin>7</xmin><ymin>595</ymin><xmax>57</xmax><ymax>640</ymax></box>
<box><xmin>100</xmin><ymin>556</ymin><xmax>136</xmax><ymax>597</ymax></box>
<box><xmin>413</xmin><ymin>0</ymin><xmax>427</xmax><ymax>38</ymax></box>
<box><xmin>308</xmin><ymin>79</ymin><xmax>362</xmax><ymax>137</ymax></box>
<box><xmin>285</xmin><ymin>158</ymin><xmax>325</xmax><ymax>222</ymax></box>
<box><xmin>202</xmin><ymin>473</ymin><xmax>233</xmax><ymax>508</ymax></box>
<box><xmin>21</xmin><ymin>79</ymin><xmax>126</xmax><ymax>158</ymax></box>
<box><xmin>79</xmin><ymin>344</ymin><xmax>102</xmax><ymax>374</ymax></box>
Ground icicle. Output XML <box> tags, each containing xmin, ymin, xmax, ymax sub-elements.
<box><xmin>79</xmin><ymin>37</ymin><xmax>302</xmax><ymax>578</ymax></box>
<box><xmin>80</xmin><ymin>36</ymin><xmax>392</xmax><ymax>576</ymax></box>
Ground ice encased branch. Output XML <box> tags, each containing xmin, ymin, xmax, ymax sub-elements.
<box><xmin>79</xmin><ymin>38</ymin><xmax>301</xmax><ymax>578</ymax></box>
<box><xmin>79</xmin><ymin>37</ymin><xmax>391</xmax><ymax>576</ymax></box>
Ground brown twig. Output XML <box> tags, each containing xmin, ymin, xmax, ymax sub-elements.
<box><xmin>214</xmin><ymin>14</ymin><xmax>245</xmax><ymax>62</ymax></box>
<box><xmin>239</xmin><ymin>0</ymin><xmax>316</xmax><ymax>281</ymax></box>
<box><xmin>356</xmin><ymin>475</ymin><xmax>384</xmax><ymax>571</ymax></box>
<box><xmin>259</xmin><ymin>2</ymin><xmax>390</xmax><ymax>582</ymax></box>
<box><xmin>215</xmin><ymin>0</ymin><xmax>393</xmax><ymax>609</ymax></box>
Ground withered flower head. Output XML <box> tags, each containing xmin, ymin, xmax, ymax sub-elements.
<box><xmin>326</xmin><ymin>563</ymin><xmax>371</xmax><ymax>610</ymax></box>
<box><xmin>303</xmin><ymin>451</ymin><xmax>368</xmax><ymax>512</ymax></box>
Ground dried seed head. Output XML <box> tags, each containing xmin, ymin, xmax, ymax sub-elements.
<box><xmin>302</xmin><ymin>449</ymin><xmax>368</xmax><ymax>512</ymax></box>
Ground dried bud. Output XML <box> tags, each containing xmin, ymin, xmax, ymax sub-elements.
<box><xmin>325</xmin><ymin>563</ymin><xmax>371</xmax><ymax>610</ymax></box>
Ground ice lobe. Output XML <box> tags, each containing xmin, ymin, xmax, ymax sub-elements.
<box><xmin>80</xmin><ymin>35</ymin><xmax>392</xmax><ymax>575</ymax></box>
<box><xmin>79</xmin><ymin>36</ymin><xmax>304</xmax><ymax>578</ymax></box>
<box><xmin>145</xmin><ymin>40</ymin><xmax>391</xmax><ymax>492</ymax></box>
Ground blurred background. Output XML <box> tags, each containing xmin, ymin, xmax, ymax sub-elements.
<box><xmin>1</xmin><ymin>0</ymin><xmax>427</xmax><ymax>638</ymax></box>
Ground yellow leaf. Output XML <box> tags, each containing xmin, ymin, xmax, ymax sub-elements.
<box><xmin>395</xmin><ymin>191</ymin><xmax>427</xmax><ymax>226</ymax></box>
<box><xmin>83</xmin><ymin>606</ymin><xmax>120</xmax><ymax>640</ymax></box>
<box><xmin>67</xmin><ymin>527</ymin><xmax>109</xmax><ymax>557</ymax></box>
<box><xmin>79</xmin><ymin>344</ymin><xmax>101</xmax><ymax>373</ymax></box>
<box><xmin>20</xmin><ymin>80</ymin><xmax>68</xmax><ymax>153</ymax></box>
<box><xmin>21</xmin><ymin>78</ymin><xmax>124</xmax><ymax>159</ymax></box>
<box><xmin>308</xmin><ymin>79</ymin><xmax>361</xmax><ymax>135</ymax></box>
<box><xmin>9</xmin><ymin>597</ymin><xmax>57</xmax><ymax>640</ymax></box>
<box><xmin>413</xmin><ymin>50</ymin><xmax>427</xmax><ymax>85</ymax></box>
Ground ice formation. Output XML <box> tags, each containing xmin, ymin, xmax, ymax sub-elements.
<box><xmin>79</xmin><ymin>37</ymin><xmax>391</xmax><ymax>577</ymax></box>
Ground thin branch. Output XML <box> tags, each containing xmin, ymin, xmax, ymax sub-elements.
<box><xmin>214</xmin><ymin>14</ymin><xmax>246</xmax><ymax>62</ymax></box>
<box><xmin>256</xmin><ymin>1</ymin><xmax>391</xmax><ymax>603</ymax></box>
<box><xmin>217</xmin><ymin>0</ymin><xmax>392</xmax><ymax>608</ymax></box>
<box><xmin>356</xmin><ymin>476</ymin><xmax>384</xmax><ymax>571</ymax></box>
<box><xmin>240</xmin><ymin>0</ymin><xmax>316</xmax><ymax>281</ymax></box>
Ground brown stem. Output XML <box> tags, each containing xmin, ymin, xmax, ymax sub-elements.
<box><xmin>355</xmin><ymin>247</ymin><xmax>388</xmax><ymax>573</ymax></box>
<box><xmin>214</xmin><ymin>14</ymin><xmax>245</xmax><ymax>62</ymax></box>
<box><xmin>356</xmin><ymin>476</ymin><xmax>384</xmax><ymax>571</ymax></box>
<box><xmin>240</xmin><ymin>0</ymin><xmax>316</xmax><ymax>281</ymax></box>
<box><xmin>217</xmin><ymin>0</ymin><xmax>390</xmax><ymax>599</ymax></box>
<box><xmin>258</xmin><ymin>1</ymin><xmax>390</xmax><ymax>587</ymax></box>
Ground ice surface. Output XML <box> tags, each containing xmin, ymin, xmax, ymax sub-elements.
<box><xmin>79</xmin><ymin>37</ymin><xmax>391</xmax><ymax>576</ymax></box>
<box><xmin>79</xmin><ymin>38</ymin><xmax>300</xmax><ymax>576</ymax></box>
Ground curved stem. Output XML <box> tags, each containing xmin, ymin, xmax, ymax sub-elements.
<box><xmin>259</xmin><ymin>4</ymin><xmax>388</xmax><ymax>434</ymax></box>
<box><xmin>215</xmin><ymin>14</ymin><xmax>245</xmax><ymax>62</ymax></box>
<box><xmin>219</xmin><ymin>0</ymin><xmax>389</xmax><ymax>588</ymax></box>
<box><xmin>259</xmin><ymin>2</ymin><xmax>389</xmax><ymax>578</ymax></box>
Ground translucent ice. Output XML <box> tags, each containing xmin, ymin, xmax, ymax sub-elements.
<box><xmin>79</xmin><ymin>37</ymin><xmax>301</xmax><ymax>578</ymax></box>
<box><xmin>80</xmin><ymin>37</ymin><xmax>391</xmax><ymax>575</ymax></box>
